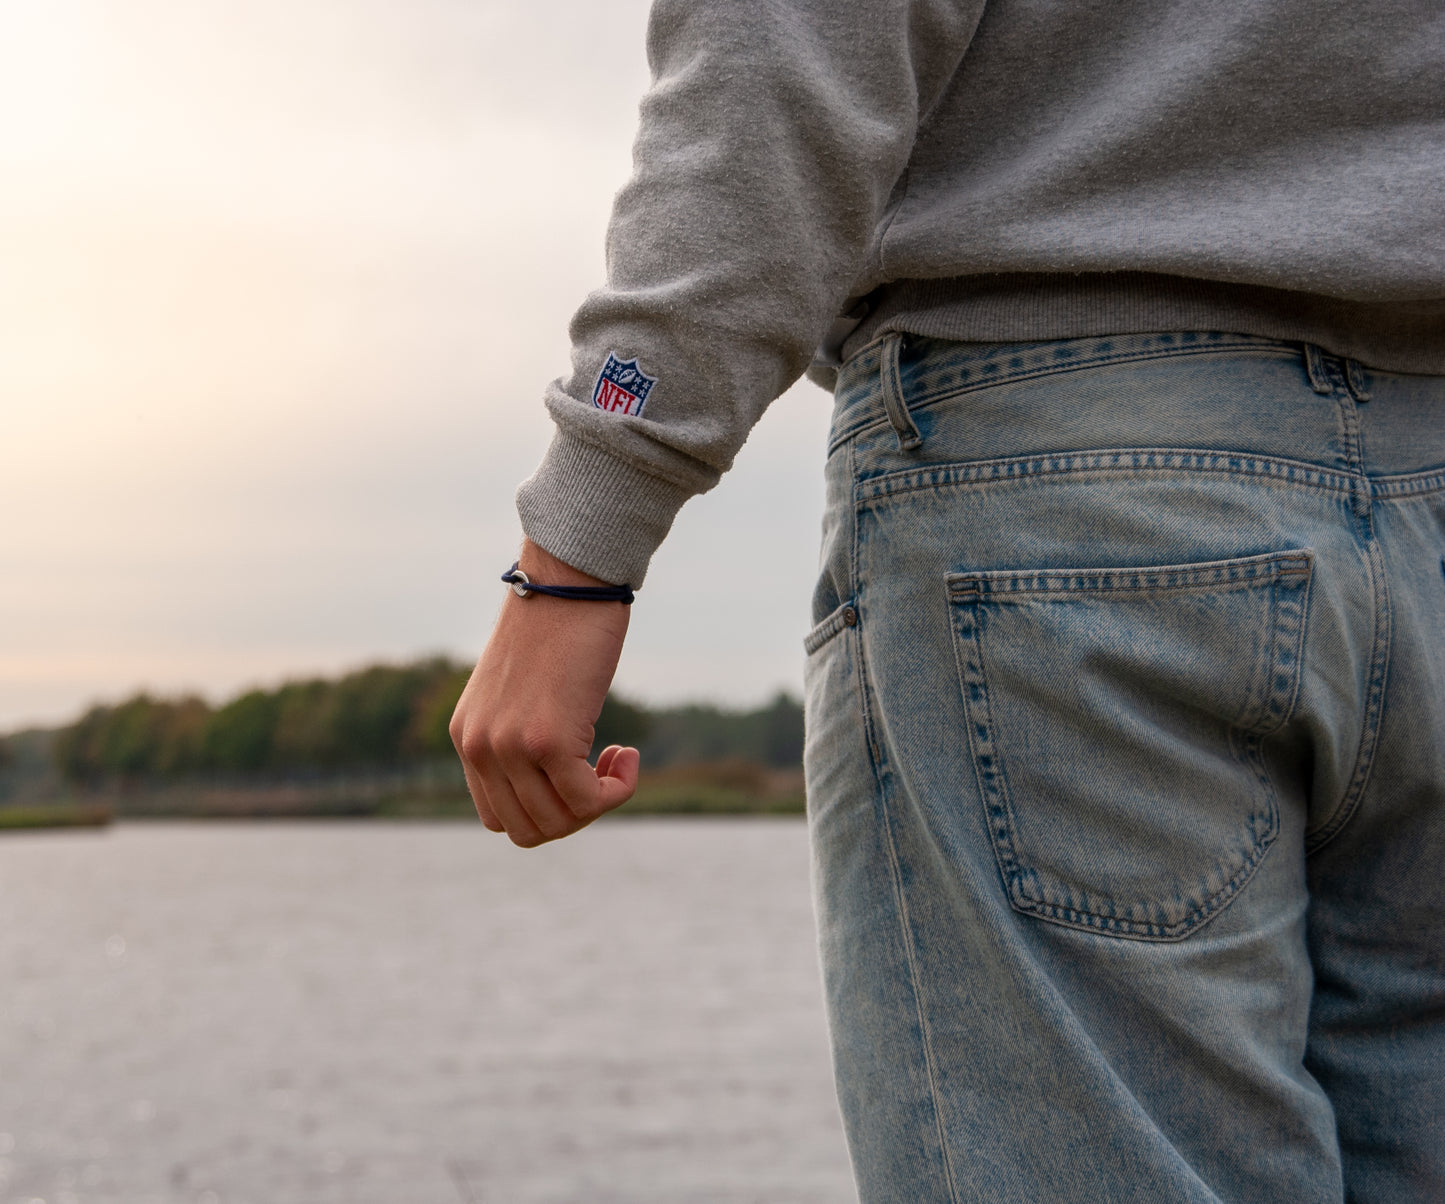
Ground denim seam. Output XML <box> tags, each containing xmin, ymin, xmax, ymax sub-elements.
<box><xmin>908</xmin><ymin>344</ymin><xmax>1300</xmax><ymax>413</ymax></box>
<box><xmin>847</xmin><ymin>440</ymin><xmax>861</xmax><ymax>668</ymax></box>
<box><xmin>852</xmin><ymin>581</ymin><xmax>963</xmax><ymax>1202</ymax></box>
<box><xmin>1267</xmin><ymin>564</ymin><xmax>1313</xmax><ymax>735</ymax></box>
<box><xmin>950</xmin><ymin>577</ymin><xmax>1302</xmax><ymax>601</ymax></box>
<box><xmin>948</xmin><ymin>553</ymin><xmax>1311</xmax><ymax>941</ymax></box>
<box><xmin>1304</xmin><ymin>387</ymin><xmax>1393</xmax><ymax>853</ymax></box>
<box><xmin>829</xmin><ymin>341</ymin><xmax>1299</xmax><ymax>452</ymax></box>
<box><xmin>1306</xmin><ymin>532</ymin><xmax>1393</xmax><ymax>854</ymax></box>
<box><xmin>1237</xmin><ymin>564</ymin><xmax>1285</xmax><ymax>735</ymax></box>
<box><xmin>1370</xmin><ymin>469</ymin><xmax>1445</xmax><ymax>499</ymax></box>
<box><xmin>851</xmin><ymin>440</ymin><xmax>960</xmax><ymax>1200</ymax></box>
<box><xmin>860</xmin><ymin>449</ymin><xmax>1355</xmax><ymax>503</ymax></box>
<box><xmin>1336</xmin><ymin>377</ymin><xmax>1374</xmax><ymax>520</ymax></box>
<box><xmin>1227</xmin><ymin>726</ymin><xmax>1282</xmax><ymax>912</ymax></box>
<box><xmin>949</xmin><ymin>594</ymin><xmax>1033</xmax><ymax>913</ymax></box>
<box><xmin>944</xmin><ymin>551</ymin><xmax>1312</xmax><ymax>600</ymax></box>
<box><xmin>834</xmin><ymin>331</ymin><xmax>1284</xmax><ymax>398</ymax></box>
<box><xmin>1227</xmin><ymin>720</ymin><xmax>1281</xmax><ymax>899</ymax></box>
<box><xmin>1229</xmin><ymin>565</ymin><xmax>1310</xmax><ymax>872</ymax></box>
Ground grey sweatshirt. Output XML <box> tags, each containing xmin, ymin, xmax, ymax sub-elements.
<box><xmin>517</xmin><ymin>0</ymin><xmax>1445</xmax><ymax>587</ymax></box>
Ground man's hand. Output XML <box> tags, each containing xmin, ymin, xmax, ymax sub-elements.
<box><xmin>450</xmin><ymin>539</ymin><xmax>639</xmax><ymax>846</ymax></box>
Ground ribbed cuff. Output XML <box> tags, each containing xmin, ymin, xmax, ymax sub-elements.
<box><xmin>514</xmin><ymin>432</ymin><xmax>695</xmax><ymax>588</ymax></box>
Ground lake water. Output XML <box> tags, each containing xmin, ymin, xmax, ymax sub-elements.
<box><xmin>0</xmin><ymin>820</ymin><xmax>857</xmax><ymax>1204</ymax></box>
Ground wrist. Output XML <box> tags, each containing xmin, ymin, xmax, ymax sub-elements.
<box><xmin>516</xmin><ymin>539</ymin><xmax>617</xmax><ymax>589</ymax></box>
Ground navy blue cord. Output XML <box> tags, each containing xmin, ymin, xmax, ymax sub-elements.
<box><xmin>502</xmin><ymin>563</ymin><xmax>635</xmax><ymax>605</ymax></box>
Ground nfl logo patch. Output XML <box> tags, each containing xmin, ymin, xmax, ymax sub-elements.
<box><xmin>591</xmin><ymin>351</ymin><xmax>656</xmax><ymax>417</ymax></box>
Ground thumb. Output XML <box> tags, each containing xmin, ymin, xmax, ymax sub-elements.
<box><xmin>550</xmin><ymin>745</ymin><xmax>640</xmax><ymax>820</ymax></box>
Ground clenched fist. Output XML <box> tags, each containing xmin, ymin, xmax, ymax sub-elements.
<box><xmin>450</xmin><ymin>540</ymin><xmax>639</xmax><ymax>846</ymax></box>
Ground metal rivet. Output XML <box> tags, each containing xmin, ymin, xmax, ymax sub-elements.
<box><xmin>841</xmin><ymin>607</ymin><xmax>858</xmax><ymax>627</ymax></box>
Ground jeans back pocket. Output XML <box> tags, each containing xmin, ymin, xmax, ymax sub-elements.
<box><xmin>947</xmin><ymin>550</ymin><xmax>1312</xmax><ymax>941</ymax></box>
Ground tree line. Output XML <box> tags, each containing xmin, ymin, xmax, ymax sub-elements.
<box><xmin>54</xmin><ymin>659</ymin><xmax>470</xmax><ymax>783</ymax></box>
<box><xmin>46</xmin><ymin>659</ymin><xmax>803</xmax><ymax>785</ymax></box>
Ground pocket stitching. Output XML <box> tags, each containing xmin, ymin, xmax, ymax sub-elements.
<box><xmin>946</xmin><ymin>549</ymin><xmax>1312</xmax><ymax>600</ymax></box>
<box><xmin>950</xmin><ymin>594</ymin><xmax>1031</xmax><ymax>907</ymax></box>
<box><xmin>865</xmin><ymin>450</ymin><xmax>1353</xmax><ymax>506</ymax></box>
<box><xmin>804</xmin><ymin>600</ymin><xmax>857</xmax><ymax>656</ymax></box>
<box><xmin>951</xmin><ymin>550</ymin><xmax>1312</xmax><ymax>942</ymax></box>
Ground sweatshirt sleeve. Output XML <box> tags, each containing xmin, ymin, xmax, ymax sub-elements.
<box><xmin>515</xmin><ymin>0</ymin><xmax>986</xmax><ymax>586</ymax></box>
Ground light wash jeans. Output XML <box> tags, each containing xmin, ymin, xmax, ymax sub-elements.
<box><xmin>803</xmin><ymin>331</ymin><xmax>1445</xmax><ymax>1203</ymax></box>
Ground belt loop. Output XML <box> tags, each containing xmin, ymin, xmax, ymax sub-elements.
<box><xmin>880</xmin><ymin>333</ymin><xmax>924</xmax><ymax>452</ymax></box>
<box><xmin>1302</xmin><ymin>343</ymin><xmax>1333</xmax><ymax>395</ymax></box>
<box><xmin>1345</xmin><ymin>359</ymin><xmax>1372</xmax><ymax>403</ymax></box>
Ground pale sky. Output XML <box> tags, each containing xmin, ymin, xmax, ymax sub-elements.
<box><xmin>0</xmin><ymin>0</ymin><xmax>833</xmax><ymax>730</ymax></box>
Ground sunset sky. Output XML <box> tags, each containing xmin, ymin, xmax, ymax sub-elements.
<box><xmin>0</xmin><ymin>0</ymin><xmax>832</xmax><ymax>729</ymax></box>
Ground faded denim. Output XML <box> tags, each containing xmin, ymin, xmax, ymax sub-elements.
<box><xmin>803</xmin><ymin>331</ymin><xmax>1445</xmax><ymax>1203</ymax></box>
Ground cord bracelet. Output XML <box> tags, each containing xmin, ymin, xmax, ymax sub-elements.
<box><xmin>501</xmin><ymin>563</ymin><xmax>635</xmax><ymax>604</ymax></box>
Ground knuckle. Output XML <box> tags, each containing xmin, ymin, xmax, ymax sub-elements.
<box><xmin>519</xmin><ymin>728</ymin><xmax>558</xmax><ymax>764</ymax></box>
<box><xmin>558</xmin><ymin>794</ymin><xmax>595</xmax><ymax>823</ymax></box>
<box><xmin>490</xmin><ymin>726</ymin><xmax>528</xmax><ymax>761</ymax></box>
<box><xmin>495</xmin><ymin>724</ymin><xmax>560</xmax><ymax>767</ymax></box>
<box><xmin>458</xmin><ymin>729</ymin><xmax>491</xmax><ymax>765</ymax></box>
<box><xmin>531</xmin><ymin>811</ymin><xmax>562</xmax><ymax>836</ymax></box>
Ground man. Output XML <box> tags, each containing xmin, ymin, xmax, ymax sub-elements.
<box><xmin>451</xmin><ymin>2</ymin><xmax>1445</xmax><ymax>1199</ymax></box>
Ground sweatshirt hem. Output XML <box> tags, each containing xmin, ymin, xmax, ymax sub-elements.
<box><xmin>841</xmin><ymin>273</ymin><xmax>1445</xmax><ymax>375</ymax></box>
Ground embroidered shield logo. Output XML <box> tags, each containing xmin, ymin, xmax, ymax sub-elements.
<box><xmin>591</xmin><ymin>351</ymin><xmax>656</xmax><ymax>416</ymax></box>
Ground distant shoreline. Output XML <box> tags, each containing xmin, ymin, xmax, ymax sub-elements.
<box><xmin>0</xmin><ymin>801</ymin><xmax>113</xmax><ymax>830</ymax></box>
<box><xmin>0</xmin><ymin>768</ymin><xmax>806</xmax><ymax>826</ymax></box>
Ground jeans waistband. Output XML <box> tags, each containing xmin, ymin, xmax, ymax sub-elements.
<box><xmin>831</xmin><ymin>331</ymin><xmax>1317</xmax><ymax>453</ymax></box>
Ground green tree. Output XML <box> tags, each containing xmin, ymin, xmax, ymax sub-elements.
<box><xmin>406</xmin><ymin>662</ymin><xmax>473</xmax><ymax>759</ymax></box>
<box><xmin>267</xmin><ymin>679</ymin><xmax>337</xmax><ymax>768</ymax></box>
<box><xmin>750</xmin><ymin>691</ymin><xmax>805</xmax><ymax>768</ymax></box>
<box><xmin>53</xmin><ymin>694</ymin><xmax>212</xmax><ymax>782</ymax></box>
<box><xmin>327</xmin><ymin>663</ymin><xmax>432</xmax><ymax>765</ymax></box>
<box><xmin>202</xmin><ymin>690</ymin><xmax>280</xmax><ymax>772</ymax></box>
<box><xmin>633</xmin><ymin>693</ymin><xmax>804</xmax><ymax>769</ymax></box>
<box><xmin>44</xmin><ymin>659</ymin><xmax>814</xmax><ymax>787</ymax></box>
<box><xmin>148</xmin><ymin>696</ymin><xmax>210</xmax><ymax>774</ymax></box>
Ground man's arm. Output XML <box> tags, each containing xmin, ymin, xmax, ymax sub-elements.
<box><xmin>518</xmin><ymin>0</ymin><xmax>987</xmax><ymax>589</ymax></box>
<box><xmin>456</xmin><ymin>1</ymin><xmax>987</xmax><ymax>843</ymax></box>
<box><xmin>450</xmin><ymin>539</ymin><xmax>638</xmax><ymax>846</ymax></box>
